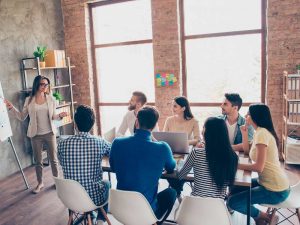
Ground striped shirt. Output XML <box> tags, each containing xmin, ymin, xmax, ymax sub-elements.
<box><xmin>58</xmin><ymin>132</ymin><xmax>111</xmax><ymax>205</ymax></box>
<box><xmin>178</xmin><ymin>148</ymin><xmax>227</xmax><ymax>199</ymax></box>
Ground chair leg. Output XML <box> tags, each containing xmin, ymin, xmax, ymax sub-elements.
<box><xmin>100</xmin><ymin>207</ymin><xmax>112</xmax><ymax>225</ymax></box>
<box><xmin>68</xmin><ymin>210</ymin><xmax>73</xmax><ymax>225</ymax></box>
<box><xmin>87</xmin><ymin>214</ymin><xmax>93</xmax><ymax>225</ymax></box>
<box><xmin>83</xmin><ymin>214</ymin><xmax>87</xmax><ymax>225</ymax></box>
<box><xmin>296</xmin><ymin>208</ymin><xmax>300</xmax><ymax>222</ymax></box>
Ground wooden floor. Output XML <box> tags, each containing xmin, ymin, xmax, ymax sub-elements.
<box><xmin>0</xmin><ymin>164</ymin><xmax>300</xmax><ymax>225</ymax></box>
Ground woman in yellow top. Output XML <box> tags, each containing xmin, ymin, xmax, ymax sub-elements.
<box><xmin>163</xmin><ymin>96</ymin><xmax>200</xmax><ymax>146</ymax></box>
<box><xmin>228</xmin><ymin>104</ymin><xmax>290</xmax><ymax>225</ymax></box>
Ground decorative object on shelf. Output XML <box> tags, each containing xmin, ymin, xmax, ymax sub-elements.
<box><xmin>45</xmin><ymin>50</ymin><xmax>66</xmax><ymax>67</ymax></box>
<box><xmin>33</xmin><ymin>46</ymin><xmax>47</xmax><ymax>68</ymax></box>
<box><xmin>296</xmin><ymin>64</ymin><xmax>300</xmax><ymax>75</ymax></box>
<box><xmin>155</xmin><ymin>73</ymin><xmax>177</xmax><ymax>87</ymax></box>
<box><xmin>52</xmin><ymin>91</ymin><xmax>63</xmax><ymax>105</ymax></box>
<box><xmin>54</xmin><ymin>106</ymin><xmax>72</xmax><ymax>127</ymax></box>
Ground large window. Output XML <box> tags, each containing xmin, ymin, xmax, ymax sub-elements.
<box><xmin>90</xmin><ymin>0</ymin><xmax>154</xmax><ymax>133</ymax></box>
<box><xmin>180</xmin><ymin>0</ymin><xmax>266</xmax><ymax>126</ymax></box>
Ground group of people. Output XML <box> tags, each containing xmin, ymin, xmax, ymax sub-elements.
<box><xmin>5</xmin><ymin>75</ymin><xmax>290</xmax><ymax>225</ymax></box>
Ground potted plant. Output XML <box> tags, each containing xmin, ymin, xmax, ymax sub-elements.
<box><xmin>296</xmin><ymin>64</ymin><xmax>300</xmax><ymax>75</ymax></box>
<box><xmin>33</xmin><ymin>46</ymin><xmax>47</xmax><ymax>68</ymax></box>
<box><xmin>53</xmin><ymin>91</ymin><xmax>63</xmax><ymax>105</ymax></box>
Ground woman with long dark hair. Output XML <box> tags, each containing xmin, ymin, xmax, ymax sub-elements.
<box><xmin>228</xmin><ymin>104</ymin><xmax>290</xmax><ymax>225</ymax></box>
<box><xmin>5</xmin><ymin>75</ymin><xmax>67</xmax><ymax>194</ymax></box>
<box><xmin>177</xmin><ymin>117</ymin><xmax>238</xmax><ymax>198</ymax></box>
<box><xmin>163</xmin><ymin>96</ymin><xmax>200</xmax><ymax>146</ymax></box>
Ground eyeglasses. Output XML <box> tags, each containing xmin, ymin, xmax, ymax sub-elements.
<box><xmin>40</xmin><ymin>83</ymin><xmax>49</xmax><ymax>87</ymax></box>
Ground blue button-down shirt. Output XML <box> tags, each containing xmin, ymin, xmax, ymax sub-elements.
<box><xmin>58</xmin><ymin>132</ymin><xmax>111</xmax><ymax>205</ymax></box>
<box><xmin>219</xmin><ymin>114</ymin><xmax>254</xmax><ymax>144</ymax></box>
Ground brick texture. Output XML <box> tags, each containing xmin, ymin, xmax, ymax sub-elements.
<box><xmin>267</xmin><ymin>0</ymin><xmax>300</xmax><ymax>153</ymax></box>
<box><xmin>61</xmin><ymin>0</ymin><xmax>99</xmax><ymax>133</ymax></box>
<box><xmin>152</xmin><ymin>0</ymin><xmax>181</xmax><ymax>129</ymax></box>
<box><xmin>62</xmin><ymin>0</ymin><xmax>300</xmax><ymax>145</ymax></box>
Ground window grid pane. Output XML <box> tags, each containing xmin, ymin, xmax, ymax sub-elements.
<box><xmin>92</xmin><ymin>0</ymin><xmax>153</xmax><ymax>45</ymax></box>
<box><xmin>184</xmin><ymin>0</ymin><xmax>261</xmax><ymax>35</ymax></box>
<box><xmin>186</xmin><ymin>34</ymin><xmax>261</xmax><ymax>103</ymax></box>
<box><xmin>95</xmin><ymin>44</ymin><xmax>155</xmax><ymax>103</ymax></box>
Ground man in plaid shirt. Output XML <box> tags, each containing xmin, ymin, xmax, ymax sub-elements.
<box><xmin>58</xmin><ymin>105</ymin><xmax>111</xmax><ymax>223</ymax></box>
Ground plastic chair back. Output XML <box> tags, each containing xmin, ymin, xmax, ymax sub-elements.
<box><xmin>109</xmin><ymin>189</ymin><xmax>158</xmax><ymax>225</ymax></box>
<box><xmin>175</xmin><ymin>196</ymin><xmax>232</xmax><ymax>225</ymax></box>
<box><xmin>54</xmin><ymin>177</ymin><xmax>98</xmax><ymax>213</ymax></box>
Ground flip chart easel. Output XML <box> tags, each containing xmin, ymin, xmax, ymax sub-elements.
<box><xmin>0</xmin><ymin>82</ymin><xmax>29</xmax><ymax>189</ymax></box>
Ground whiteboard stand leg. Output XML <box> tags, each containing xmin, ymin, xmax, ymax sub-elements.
<box><xmin>8</xmin><ymin>137</ymin><xmax>30</xmax><ymax>189</ymax></box>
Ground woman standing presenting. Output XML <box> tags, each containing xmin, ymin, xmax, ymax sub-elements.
<box><xmin>5</xmin><ymin>75</ymin><xmax>67</xmax><ymax>194</ymax></box>
<box><xmin>163</xmin><ymin>96</ymin><xmax>200</xmax><ymax>146</ymax></box>
<box><xmin>228</xmin><ymin>104</ymin><xmax>290</xmax><ymax>225</ymax></box>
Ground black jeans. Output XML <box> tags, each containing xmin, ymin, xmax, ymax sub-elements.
<box><xmin>167</xmin><ymin>178</ymin><xmax>185</xmax><ymax>196</ymax></box>
<box><xmin>155</xmin><ymin>187</ymin><xmax>177</xmax><ymax>225</ymax></box>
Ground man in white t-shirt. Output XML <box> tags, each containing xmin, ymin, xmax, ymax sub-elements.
<box><xmin>220</xmin><ymin>93</ymin><xmax>254</xmax><ymax>151</ymax></box>
<box><xmin>117</xmin><ymin>91</ymin><xmax>158</xmax><ymax>137</ymax></box>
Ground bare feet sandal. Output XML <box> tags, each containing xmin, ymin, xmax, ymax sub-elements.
<box><xmin>32</xmin><ymin>183</ymin><xmax>44</xmax><ymax>194</ymax></box>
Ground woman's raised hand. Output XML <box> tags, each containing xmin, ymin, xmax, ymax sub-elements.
<box><xmin>240</xmin><ymin>124</ymin><xmax>248</xmax><ymax>136</ymax></box>
<box><xmin>59</xmin><ymin>112</ymin><xmax>68</xmax><ymax>118</ymax></box>
<box><xmin>3</xmin><ymin>98</ymin><xmax>13</xmax><ymax>110</ymax></box>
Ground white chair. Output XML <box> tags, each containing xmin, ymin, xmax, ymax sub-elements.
<box><xmin>175</xmin><ymin>196</ymin><xmax>232</xmax><ymax>225</ymax></box>
<box><xmin>109</xmin><ymin>189</ymin><xmax>165</xmax><ymax>225</ymax></box>
<box><xmin>261</xmin><ymin>181</ymin><xmax>300</xmax><ymax>224</ymax></box>
<box><xmin>54</xmin><ymin>177</ymin><xmax>111</xmax><ymax>225</ymax></box>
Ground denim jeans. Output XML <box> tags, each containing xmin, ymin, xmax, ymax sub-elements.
<box><xmin>228</xmin><ymin>179</ymin><xmax>290</xmax><ymax>218</ymax></box>
<box><xmin>97</xmin><ymin>180</ymin><xmax>111</xmax><ymax>221</ymax></box>
<box><xmin>155</xmin><ymin>187</ymin><xmax>177</xmax><ymax>225</ymax></box>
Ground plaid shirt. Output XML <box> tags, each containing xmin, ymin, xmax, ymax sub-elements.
<box><xmin>58</xmin><ymin>132</ymin><xmax>111</xmax><ymax>205</ymax></box>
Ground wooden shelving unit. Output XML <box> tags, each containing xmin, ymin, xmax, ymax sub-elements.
<box><xmin>20</xmin><ymin>56</ymin><xmax>76</xmax><ymax>164</ymax></box>
<box><xmin>282</xmin><ymin>71</ymin><xmax>300</xmax><ymax>164</ymax></box>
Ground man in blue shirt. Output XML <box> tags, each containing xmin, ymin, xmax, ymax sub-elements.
<box><xmin>220</xmin><ymin>93</ymin><xmax>254</xmax><ymax>151</ymax></box>
<box><xmin>110</xmin><ymin>106</ymin><xmax>177</xmax><ymax>224</ymax></box>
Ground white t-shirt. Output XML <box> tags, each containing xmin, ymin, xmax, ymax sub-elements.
<box><xmin>117</xmin><ymin>110</ymin><xmax>159</xmax><ymax>137</ymax></box>
<box><xmin>226</xmin><ymin>120</ymin><xmax>237</xmax><ymax>145</ymax></box>
<box><xmin>35</xmin><ymin>102</ymin><xmax>52</xmax><ymax>135</ymax></box>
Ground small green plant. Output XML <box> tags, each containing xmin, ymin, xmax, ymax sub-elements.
<box><xmin>53</xmin><ymin>91</ymin><xmax>63</xmax><ymax>102</ymax></box>
<box><xmin>33</xmin><ymin>46</ymin><xmax>47</xmax><ymax>62</ymax></box>
<box><xmin>296</xmin><ymin>64</ymin><xmax>300</xmax><ymax>70</ymax></box>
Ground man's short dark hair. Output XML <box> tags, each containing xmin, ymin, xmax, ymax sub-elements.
<box><xmin>133</xmin><ymin>91</ymin><xmax>147</xmax><ymax>106</ymax></box>
<box><xmin>137</xmin><ymin>106</ymin><xmax>159</xmax><ymax>130</ymax></box>
<box><xmin>225</xmin><ymin>93</ymin><xmax>243</xmax><ymax>110</ymax></box>
<box><xmin>74</xmin><ymin>105</ymin><xmax>95</xmax><ymax>132</ymax></box>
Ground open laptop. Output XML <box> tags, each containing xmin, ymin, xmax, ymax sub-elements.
<box><xmin>152</xmin><ymin>131</ymin><xmax>190</xmax><ymax>154</ymax></box>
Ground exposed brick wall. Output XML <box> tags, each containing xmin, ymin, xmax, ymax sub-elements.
<box><xmin>267</xmin><ymin>0</ymin><xmax>300</xmax><ymax>153</ymax></box>
<box><xmin>62</xmin><ymin>0</ymin><xmax>300</xmax><ymax>143</ymax></box>
<box><xmin>152</xmin><ymin>0</ymin><xmax>181</xmax><ymax>129</ymax></box>
<box><xmin>61</xmin><ymin>0</ymin><xmax>99</xmax><ymax>133</ymax></box>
